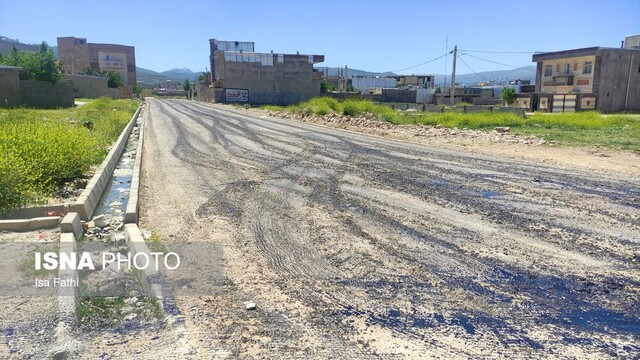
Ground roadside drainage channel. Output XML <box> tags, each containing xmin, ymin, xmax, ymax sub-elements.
<box><xmin>70</xmin><ymin>104</ymin><xmax>182</xmax><ymax>334</ymax></box>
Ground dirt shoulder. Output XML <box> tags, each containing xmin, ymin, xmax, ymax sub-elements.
<box><xmin>244</xmin><ymin>107</ymin><xmax>640</xmax><ymax>178</ymax></box>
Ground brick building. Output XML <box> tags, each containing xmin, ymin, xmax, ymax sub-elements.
<box><xmin>57</xmin><ymin>37</ymin><xmax>137</xmax><ymax>86</ymax></box>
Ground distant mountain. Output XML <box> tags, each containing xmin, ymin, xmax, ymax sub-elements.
<box><xmin>432</xmin><ymin>66</ymin><xmax>536</xmax><ymax>86</ymax></box>
<box><xmin>314</xmin><ymin>65</ymin><xmax>536</xmax><ymax>85</ymax></box>
<box><xmin>160</xmin><ymin>68</ymin><xmax>197</xmax><ymax>80</ymax></box>
<box><xmin>0</xmin><ymin>36</ymin><xmax>39</xmax><ymax>54</ymax></box>
<box><xmin>315</xmin><ymin>66</ymin><xmax>396</xmax><ymax>77</ymax></box>
<box><xmin>0</xmin><ymin>36</ymin><xmax>59</xmax><ymax>57</ymax></box>
<box><xmin>136</xmin><ymin>67</ymin><xmax>202</xmax><ymax>88</ymax></box>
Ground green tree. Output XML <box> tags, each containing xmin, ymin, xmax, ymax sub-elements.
<box><xmin>501</xmin><ymin>87</ymin><xmax>517</xmax><ymax>106</ymax></box>
<box><xmin>105</xmin><ymin>71</ymin><xmax>124</xmax><ymax>88</ymax></box>
<box><xmin>83</xmin><ymin>67</ymin><xmax>124</xmax><ymax>88</ymax></box>
<box><xmin>183</xmin><ymin>79</ymin><xmax>191</xmax><ymax>99</ymax></box>
<box><xmin>197</xmin><ymin>71</ymin><xmax>211</xmax><ymax>82</ymax></box>
<box><xmin>0</xmin><ymin>42</ymin><xmax>63</xmax><ymax>83</ymax></box>
<box><xmin>132</xmin><ymin>84</ymin><xmax>142</xmax><ymax>98</ymax></box>
<box><xmin>320</xmin><ymin>80</ymin><xmax>335</xmax><ymax>93</ymax></box>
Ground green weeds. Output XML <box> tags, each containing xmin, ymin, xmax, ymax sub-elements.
<box><xmin>0</xmin><ymin>98</ymin><xmax>139</xmax><ymax>214</ymax></box>
<box><xmin>263</xmin><ymin>98</ymin><xmax>640</xmax><ymax>152</ymax></box>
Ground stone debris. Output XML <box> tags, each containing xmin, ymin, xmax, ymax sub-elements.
<box><xmin>245</xmin><ymin>302</ymin><xmax>257</xmax><ymax>310</ymax></box>
<box><xmin>84</xmin><ymin>215</ymin><xmax>125</xmax><ymax>242</ymax></box>
<box><xmin>92</xmin><ymin>215</ymin><xmax>109</xmax><ymax>229</ymax></box>
<box><xmin>267</xmin><ymin>110</ymin><xmax>543</xmax><ymax>145</ymax></box>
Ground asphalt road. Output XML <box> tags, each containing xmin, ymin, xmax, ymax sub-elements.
<box><xmin>140</xmin><ymin>98</ymin><xmax>640</xmax><ymax>359</ymax></box>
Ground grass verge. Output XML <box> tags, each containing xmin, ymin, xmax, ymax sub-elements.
<box><xmin>0</xmin><ymin>97</ymin><xmax>139</xmax><ymax>214</ymax></box>
<box><xmin>263</xmin><ymin>97</ymin><xmax>640</xmax><ymax>152</ymax></box>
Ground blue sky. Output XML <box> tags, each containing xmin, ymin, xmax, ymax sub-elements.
<box><xmin>1</xmin><ymin>0</ymin><xmax>638</xmax><ymax>75</ymax></box>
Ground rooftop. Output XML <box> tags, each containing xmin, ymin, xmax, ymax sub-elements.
<box><xmin>532</xmin><ymin>46</ymin><xmax>640</xmax><ymax>61</ymax></box>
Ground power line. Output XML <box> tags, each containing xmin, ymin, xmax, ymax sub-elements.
<box><xmin>456</xmin><ymin>54</ymin><xmax>489</xmax><ymax>82</ymax></box>
<box><xmin>458</xmin><ymin>49</ymin><xmax>536</xmax><ymax>54</ymax></box>
<box><xmin>460</xmin><ymin>53</ymin><xmax>522</xmax><ymax>68</ymax></box>
<box><xmin>389</xmin><ymin>51</ymin><xmax>452</xmax><ymax>73</ymax></box>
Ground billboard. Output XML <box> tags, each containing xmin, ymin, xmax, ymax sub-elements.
<box><xmin>98</xmin><ymin>51</ymin><xmax>128</xmax><ymax>82</ymax></box>
<box><xmin>225</xmin><ymin>88</ymin><xmax>249</xmax><ymax>102</ymax></box>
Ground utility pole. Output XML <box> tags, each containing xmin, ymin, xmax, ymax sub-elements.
<box><xmin>450</xmin><ymin>45</ymin><xmax>457</xmax><ymax>106</ymax></box>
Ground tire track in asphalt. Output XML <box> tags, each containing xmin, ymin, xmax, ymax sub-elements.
<box><xmin>143</xmin><ymin>99</ymin><xmax>640</xmax><ymax>358</ymax></box>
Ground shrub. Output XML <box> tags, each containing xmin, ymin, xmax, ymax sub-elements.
<box><xmin>0</xmin><ymin>98</ymin><xmax>139</xmax><ymax>214</ymax></box>
<box><xmin>501</xmin><ymin>87</ymin><xmax>517</xmax><ymax>105</ymax></box>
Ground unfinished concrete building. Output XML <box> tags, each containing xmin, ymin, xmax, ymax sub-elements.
<box><xmin>208</xmin><ymin>39</ymin><xmax>324</xmax><ymax>105</ymax></box>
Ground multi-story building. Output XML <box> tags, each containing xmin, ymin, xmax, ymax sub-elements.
<box><xmin>208</xmin><ymin>38</ymin><xmax>324</xmax><ymax>105</ymax></box>
<box><xmin>395</xmin><ymin>75</ymin><xmax>435</xmax><ymax>88</ymax></box>
<box><xmin>57</xmin><ymin>37</ymin><xmax>137</xmax><ymax>86</ymax></box>
<box><xmin>532</xmin><ymin>44</ymin><xmax>640</xmax><ymax>112</ymax></box>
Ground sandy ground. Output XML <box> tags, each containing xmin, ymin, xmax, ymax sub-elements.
<box><xmin>0</xmin><ymin>229</ymin><xmax>60</xmax><ymax>359</ymax></box>
<box><xmin>134</xmin><ymin>99</ymin><xmax>639</xmax><ymax>359</ymax></box>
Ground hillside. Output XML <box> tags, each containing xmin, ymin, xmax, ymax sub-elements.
<box><xmin>136</xmin><ymin>67</ymin><xmax>198</xmax><ymax>88</ymax></box>
<box><xmin>436</xmin><ymin>66</ymin><xmax>536</xmax><ymax>85</ymax></box>
<box><xmin>0</xmin><ymin>36</ymin><xmax>39</xmax><ymax>54</ymax></box>
<box><xmin>315</xmin><ymin>66</ymin><xmax>397</xmax><ymax>78</ymax></box>
<box><xmin>315</xmin><ymin>65</ymin><xmax>536</xmax><ymax>85</ymax></box>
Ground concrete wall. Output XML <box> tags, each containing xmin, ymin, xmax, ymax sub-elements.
<box><xmin>0</xmin><ymin>67</ymin><xmax>21</xmax><ymax>107</ymax></box>
<box><xmin>106</xmin><ymin>86</ymin><xmax>133</xmax><ymax>99</ymax></box>
<box><xmin>472</xmin><ymin>98</ymin><xmax>501</xmax><ymax>106</ymax></box>
<box><xmin>217</xmin><ymin>54</ymin><xmax>321</xmax><ymax>105</ymax></box>
<box><xmin>64</xmin><ymin>74</ymin><xmax>108</xmax><ymax>98</ymax></box>
<box><xmin>514</xmin><ymin>94</ymin><xmax>534</xmax><ymax>112</ymax></box>
<box><xmin>597</xmin><ymin>49</ymin><xmax>640</xmax><ymax>112</ymax></box>
<box><xmin>19</xmin><ymin>80</ymin><xmax>74</xmax><ymax>108</ymax></box>
<box><xmin>382</xmin><ymin>89</ymin><xmax>416</xmax><ymax>103</ymax></box>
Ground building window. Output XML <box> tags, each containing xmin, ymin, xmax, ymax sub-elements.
<box><xmin>573</xmin><ymin>62</ymin><xmax>578</xmax><ymax>71</ymax></box>
<box><xmin>565</xmin><ymin>64</ymin><xmax>571</xmax><ymax>74</ymax></box>
<box><xmin>556</xmin><ymin>64</ymin><xmax>560</xmax><ymax>73</ymax></box>
<box><xmin>583</xmin><ymin>61</ymin><xmax>593</xmax><ymax>74</ymax></box>
<box><xmin>544</xmin><ymin>64</ymin><xmax>552</xmax><ymax>76</ymax></box>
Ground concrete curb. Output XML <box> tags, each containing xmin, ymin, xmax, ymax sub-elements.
<box><xmin>125</xmin><ymin>223</ymin><xmax>181</xmax><ymax>319</ymax></box>
<box><xmin>60</xmin><ymin>212</ymin><xmax>83</xmax><ymax>239</ymax></box>
<box><xmin>70</xmin><ymin>104</ymin><xmax>143</xmax><ymax>221</ymax></box>
<box><xmin>48</xmin><ymin>222</ymin><xmax>81</xmax><ymax>359</ymax></box>
<box><xmin>57</xmin><ymin>231</ymin><xmax>78</xmax><ymax>325</ymax></box>
<box><xmin>0</xmin><ymin>216</ymin><xmax>60</xmax><ymax>231</ymax></box>
<box><xmin>2</xmin><ymin>204</ymin><xmax>67</xmax><ymax>220</ymax></box>
<box><xmin>124</xmin><ymin>105</ymin><xmax>146</xmax><ymax>224</ymax></box>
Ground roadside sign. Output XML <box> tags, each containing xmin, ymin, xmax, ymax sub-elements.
<box><xmin>224</xmin><ymin>88</ymin><xmax>249</xmax><ymax>102</ymax></box>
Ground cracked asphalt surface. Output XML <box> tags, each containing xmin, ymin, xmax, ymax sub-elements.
<box><xmin>139</xmin><ymin>98</ymin><xmax>640</xmax><ymax>359</ymax></box>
